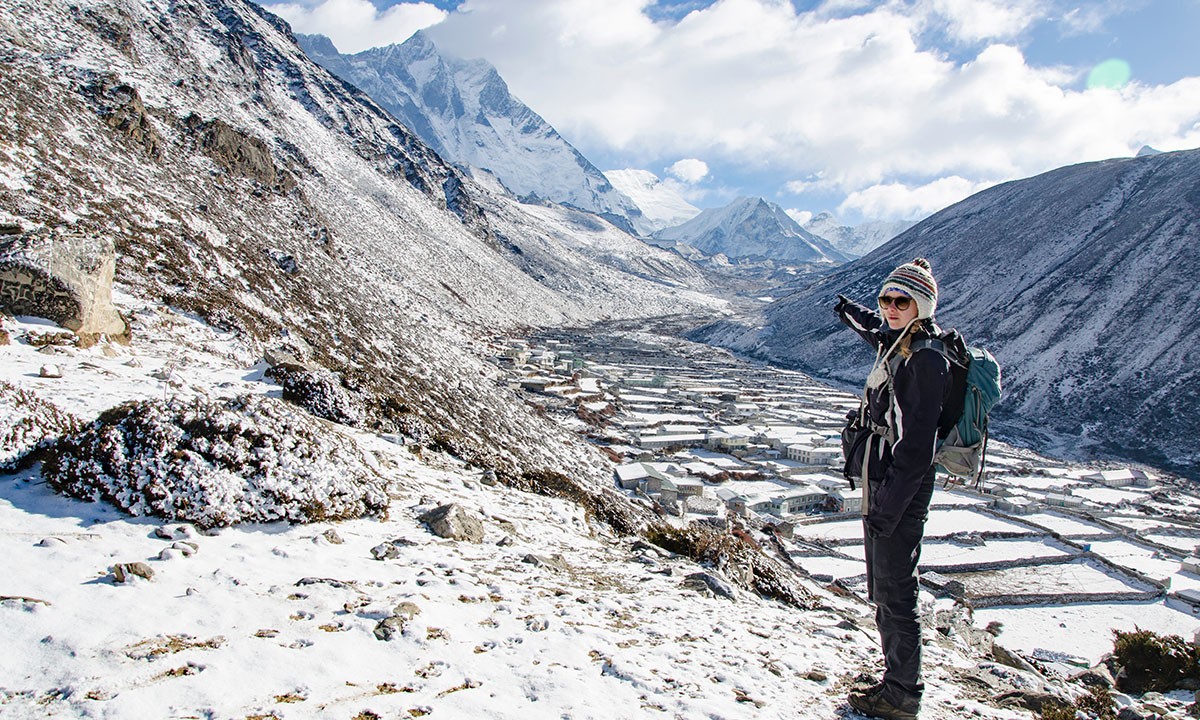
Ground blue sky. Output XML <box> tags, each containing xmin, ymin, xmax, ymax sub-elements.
<box><xmin>264</xmin><ymin>0</ymin><xmax>1200</xmax><ymax>223</ymax></box>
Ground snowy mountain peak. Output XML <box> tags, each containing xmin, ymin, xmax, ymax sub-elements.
<box><xmin>603</xmin><ymin>169</ymin><xmax>701</xmax><ymax>233</ymax></box>
<box><xmin>803</xmin><ymin>212</ymin><xmax>916</xmax><ymax>259</ymax></box>
<box><xmin>651</xmin><ymin>196</ymin><xmax>851</xmax><ymax>264</ymax></box>
<box><xmin>297</xmin><ymin>32</ymin><xmax>648</xmax><ymax>235</ymax></box>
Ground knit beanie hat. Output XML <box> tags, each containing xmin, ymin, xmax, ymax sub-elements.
<box><xmin>880</xmin><ymin>257</ymin><xmax>938</xmax><ymax>319</ymax></box>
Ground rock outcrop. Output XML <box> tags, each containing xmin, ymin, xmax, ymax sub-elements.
<box><xmin>0</xmin><ymin>228</ymin><xmax>128</xmax><ymax>345</ymax></box>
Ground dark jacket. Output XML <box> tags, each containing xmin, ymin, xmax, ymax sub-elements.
<box><xmin>836</xmin><ymin>296</ymin><xmax>951</xmax><ymax>538</ymax></box>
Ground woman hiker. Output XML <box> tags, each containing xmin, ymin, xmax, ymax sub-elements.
<box><xmin>834</xmin><ymin>257</ymin><xmax>952</xmax><ymax>720</ymax></box>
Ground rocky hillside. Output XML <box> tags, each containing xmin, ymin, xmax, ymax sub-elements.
<box><xmin>693</xmin><ymin>150</ymin><xmax>1200</xmax><ymax>476</ymax></box>
<box><xmin>0</xmin><ymin>0</ymin><xmax>723</xmax><ymax>495</ymax></box>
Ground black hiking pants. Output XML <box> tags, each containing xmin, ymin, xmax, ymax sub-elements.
<box><xmin>863</xmin><ymin>471</ymin><xmax>935</xmax><ymax>713</ymax></box>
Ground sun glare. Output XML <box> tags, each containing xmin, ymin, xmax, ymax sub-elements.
<box><xmin>1087</xmin><ymin>58</ymin><xmax>1133</xmax><ymax>89</ymax></box>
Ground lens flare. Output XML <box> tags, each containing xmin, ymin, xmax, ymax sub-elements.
<box><xmin>1087</xmin><ymin>59</ymin><xmax>1132</xmax><ymax>90</ymax></box>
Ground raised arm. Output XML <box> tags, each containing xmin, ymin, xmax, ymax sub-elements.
<box><xmin>834</xmin><ymin>294</ymin><xmax>885</xmax><ymax>350</ymax></box>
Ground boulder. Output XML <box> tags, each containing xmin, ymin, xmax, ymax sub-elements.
<box><xmin>0</xmin><ymin>229</ymin><xmax>127</xmax><ymax>345</ymax></box>
<box><xmin>419</xmin><ymin>504</ymin><xmax>485</xmax><ymax>543</ymax></box>
<box><xmin>111</xmin><ymin>562</ymin><xmax>154</xmax><ymax>583</ymax></box>
<box><xmin>521</xmin><ymin>553</ymin><xmax>570</xmax><ymax>571</ymax></box>
<box><xmin>995</xmin><ymin>689</ymin><xmax>1065</xmax><ymax>712</ymax></box>
<box><xmin>1073</xmin><ymin>663</ymin><xmax>1117</xmax><ymax>688</ymax></box>
<box><xmin>683</xmin><ymin>571</ymin><xmax>736</xmax><ymax>599</ymax></box>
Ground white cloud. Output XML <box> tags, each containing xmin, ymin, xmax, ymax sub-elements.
<box><xmin>785</xmin><ymin>208</ymin><xmax>814</xmax><ymax>225</ymax></box>
<box><xmin>918</xmin><ymin>0</ymin><xmax>1045</xmax><ymax>43</ymax></box>
<box><xmin>290</xmin><ymin>0</ymin><xmax>1200</xmax><ymax>220</ymax></box>
<box><xmin>265</xmin><ymin>0</ymin><xmax>447</xmax><ymax>53</ymax></box>
<box><xmin>667</xmin><ymin>158</ymin><xmax>709</xmax><ymax>183</ymax></box>
<box><xmin>838</xmin><ymin>176</ymin><xmax>995</xmax><ymax>220</ymax></box>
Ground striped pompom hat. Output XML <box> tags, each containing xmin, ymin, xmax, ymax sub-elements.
<box><xmin>880</xmin><ymin>257</ymin><xmax>938</xmax><ymax>319</ymax></box>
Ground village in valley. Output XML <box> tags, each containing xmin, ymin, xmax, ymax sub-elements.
<box><xmin>490</xmin><ymin>326</ymin><xmax>1200</xmax><ymax>665</ymax></box>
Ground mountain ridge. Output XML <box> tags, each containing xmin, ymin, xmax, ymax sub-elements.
<box><xmin>692</xmin><ymin>149</ymin><xmax>1200</xmax><ymax>476</ymax></box>
<box><xmin>296</xmin><ymin>30</ymin><xmax>648</xmax><ymax>235</ymax></box>
<box><xmin>651</xmin><ymin>196</ymin><xmax>852</xmax><ymax>265</ymax></box>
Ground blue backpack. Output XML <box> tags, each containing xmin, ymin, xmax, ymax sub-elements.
<box><xmin>910</xmin><ymin>332</ymin><xmax>1003</xmax><ymax>486</ymax></box>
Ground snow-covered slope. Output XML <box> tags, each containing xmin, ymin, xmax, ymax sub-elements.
<box><xmin>0</xmin><ymin>309</ymin><xmax>1060</xmax><ymax>720</ymax></box>
<box><xmin>0</xmin><ymin>0</ymin><xmax>726</xmax><ymax>491</ymax></box>
<box><xmin>693</xmin><ymin>150</ymin><xmax>1200</xmax><ymax>476</ymax></box>
<box><xmin>297</xmin><ymin>31</ymin><xmax>648</xmax><ymax>235</ymax></box>
<box><xmin>603</xmin><ymin>168</ymin><xmax>701</xmax><ymax>233</ymax></box>
<box><xmin>652</xmin><ymin>197</ymin><xmax>851</xmax><ymax>264</ymax></box>
<box><xmin>803</xmin><ymin>212</ymin><xmax>915</xmax><ymax>258</ymax></box>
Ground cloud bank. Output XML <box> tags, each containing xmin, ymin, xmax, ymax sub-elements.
<box><xmin>268</xmin><ymin>0</ymin><xmax>1200</xmax><ymax>220</ymax></box>
<box><xmin>266</xmin><ymin>0</ymin><xmax>446</xmax><ymax>53</ymax></box>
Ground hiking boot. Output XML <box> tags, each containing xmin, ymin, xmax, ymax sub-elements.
<box><xmin>847</xmin><ymin>685</ymin><xmax>918</xmax><ymax>719</ymax></box>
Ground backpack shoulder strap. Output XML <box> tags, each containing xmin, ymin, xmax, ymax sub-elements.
<box><xmin>910</xmin><ymin>336</ymin><xmax>969</xmax><ymax>368</ymax></box>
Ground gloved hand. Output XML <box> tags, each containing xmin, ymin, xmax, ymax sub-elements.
<box><xmin>834</xmin><ymin>294</ymin><xmax>852</xmax><ymax>314</ymax></box>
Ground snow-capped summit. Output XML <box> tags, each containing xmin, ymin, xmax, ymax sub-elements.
<box><xmin>603</xmin><ymin>169</ymin><xmax>701</xmax><ymax>233</ymax></box>
<box><xmin>803</xmin><ymin>211</ymin><xmax>915</xmax><ymax>259</ymax></box>
<box><xmin>651</xmin><ymin>197</ymin><xmax>851</xmax><ymax>264</ymax></box>
<box><xmin>695</xmin><ymin>149</ymin><xmax>1200</xmax><ymax>476</ymax></box>
<box><xmin>298</xmin><ymin>31</ymin><xmax>648</xmax><ymax>235</ymax></box>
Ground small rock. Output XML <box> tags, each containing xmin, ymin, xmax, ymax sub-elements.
<box><xmin>419</xmin><ymin>504</ymin><xmax>485</xmax><ymax>544</ymax></box>
<box><xmin>112</xmin><ymin>562</ymin><xmax>155</xmax><ymax>583</ymax></box>
<box><xmin>322</xmin><ymin>528</ymin><xmax>344</xmax><ymax>545</ymax></box>
<box><xmin>155</xmin><ymin>523</ymin><xmax>197</xmax><ymax>540</ymax></box>
<box><xmin>805</xmin><ymin>670</ymin><xmax>828</xmax><ymax>683</ymax></box>
<box><xmin>992</xmin><ymin>643</ymin><xmax>1041</xmax><ymax>674</ymax></box>
<box><xmin>1141</xmin><ymin>693</ymin><xmax>1170</xmax><ymax>714</ymax></box>
<box><xmin>1118</xmin><ymin>707</ymin><xmax>1150</xmax><ymax>720</ymax></box>
<box><xmin>171</xmin><ymin>541</ymin><xmax>198</xmax><ymax>557</ymax></box>
<box><xmin>374</xmin><ymin>616</ymin><xmax>406</xmax><ymax>641</ymax></box>
<box><xmin>393</xmin><ymin>602</ymin><xmax>421</xmax><ymax>621</ymax></box>
<box><xmin>995</xmin><ymin>690</ymin><xmax>1066</xmax><ymax>712</ymax></box>
<box><xmin>157</xmin><ymin>548</ymin><xmax>183</xmax><ymax>560</ymax></box>
<box><xmin>100</xmin><ymin>345</ymin><xmax>119</xmax><ymax>358</ymax></box>
<box><xmin>39</xmin><ymin>364</ymin><xmax>63</xmax><ymax>378</ymax></box>
<box><xmin>480</xmin><ymin>469</ymin><xmax>497</xmax><ymax>486</ymax></box>
<box><xmin>521</xmin><ymin>553</ymin><xmax>570</xmax><ymax>571</ymax></box>
<box><xmin>1073</xmin><ymin>664</ymin><xmax>1116</xmax><ymax>688</ymax></box>
<box><xmin>632</xmin><ymin>539</ymin><xmax>666</xmax><ymax>558</ymax></box>
<box><xmin>682</xmin><ymin>572</ymin><xmax>736</xmax><ymax>600</ymax></box>
<box><xmin>36</xmin><ymin>537</ymin><xmax>67</xmax><ymax>547</ymax></box>
<box><xmin>371</xmin><ymin>541</ymin><xmax>404</xmax><ymax>561</ymax></box>
<box><xmin>124</xmin><ymin>357</ymin><xmax>142</xmax><ymax>368</ymax></box>
<box><xmin>496</xmin><ymin>535</ymin><xmax>515</xmax><ymax>547</ymax></box>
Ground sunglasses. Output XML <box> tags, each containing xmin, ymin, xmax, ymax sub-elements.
<box><xmin>877</xmin><ymin>294</ymin><xmax>913</xmax><ymax>311</ymax></box>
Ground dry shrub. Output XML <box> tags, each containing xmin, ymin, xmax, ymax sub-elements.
<box><xmin>43</xmin><ymin>394</ymin><xmax>388</xmax><ymax>527</ymax></box>
<box><xmin>1112</xmin><ymin>627</ymin><xmax>1200</xmax><ymax>694</ymax></box>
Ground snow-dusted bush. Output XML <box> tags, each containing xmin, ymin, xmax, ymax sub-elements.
<box><xmin>266</xmin><ymin>364</ymin><xmax>364</xmax><ymax>426</ymax></box>
<box><xmin>43</xmin><ymin>394</ymin><xmax>388</xmax><ymax>527</ymax></box>
<box><xmin>0</xmin><ymin>381</ymin><xmax>82</xmax><ymax>471</ymax></box>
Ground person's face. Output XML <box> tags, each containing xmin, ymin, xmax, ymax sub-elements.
<box><xmin>878</xmin><ymin>291</ymin><xmax>918</xmax><ymax>330</ymax></box>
